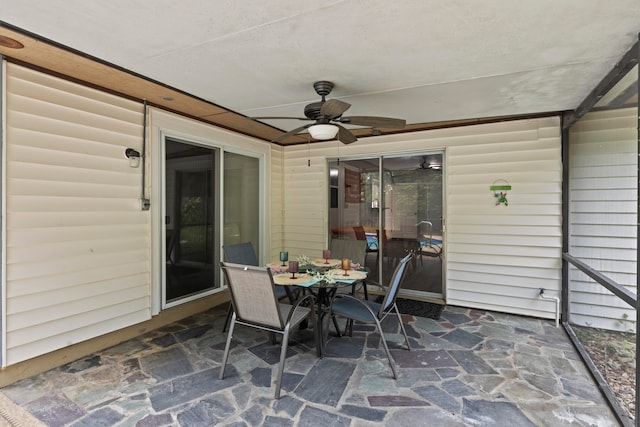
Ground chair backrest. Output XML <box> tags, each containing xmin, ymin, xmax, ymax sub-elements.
<box><xmin>223</xmin><ymin>242</ymin><xmax>259</xmax><ymax>266</ymax></box>
<box><xmin>379</xmin><ymin>253</ymin><xmax>413</xmax><ymax>315</ymax></box>
<box><xmin>221</xmin><ymin>262</ymin><xmax>283</xmax><ymax>329</ymax></box>
<box><xmin>353</xmin><ymin>226</ymin><xmax>366</xmax><ymax>241</ymax></box>
<box><xmin>330</xmin><ymin>239</ymin><xmax>367</xmax><ymax>266</ymax></box>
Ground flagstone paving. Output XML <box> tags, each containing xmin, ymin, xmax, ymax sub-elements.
<box><xmin>0</xmin><ymin>304</ymin><xmax>620</xmax><ymax>426</ymax></box>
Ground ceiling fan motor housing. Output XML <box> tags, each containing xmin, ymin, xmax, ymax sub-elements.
<box><xmin>304</xmin><ymin>101</ymin><xmax>324</xmax><ymax>119</ymax></box>
<box><xmin>313</xmin><ymin>80</ymin><xmax>334</xmax><ymax>97</ymax></box>
<box><xmin>305</xmin><ymin>81</ymin><xmax>335</xmax><ymax>119</ymax></box>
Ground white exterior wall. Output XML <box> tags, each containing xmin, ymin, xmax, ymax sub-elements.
<box><xmin>0</xmin><ymin>61</ymin><xmax>565</xmax><ymax>366</ymax></box>
<box><xmin>282</xmin><ymin>117</ymin><xmax>562</xmax><ymax>319</ymax></box>
<box><xmin>2</xmin><ymin>65</ymin><xmax>274</xmax><ymax>366</ymax></box>
<box><xmin>3</xmin><ymin>63</ymin><xmax>149</xmax><ymax>365</ymax></box>
<box><xmin>568</xmin><ymin>108</ymin><xmax>638</xmax><ymax>332</ymax></box>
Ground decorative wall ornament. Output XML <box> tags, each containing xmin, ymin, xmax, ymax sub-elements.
<box><xmin>490</xmin><ymin>179</ymin><xmax>511</xmax><ymax>206</ymax></box>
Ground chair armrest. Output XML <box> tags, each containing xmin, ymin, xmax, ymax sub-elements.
<box><xmin>362</xmin><ymin>278</ymin><xmax>385</xmax><ymax>292</ymax></box>
<box><xmin>285</xmin><ymin>294</ymin><xmax>316</xmax><ymax>324</ymax></box>
<box><xmin>331</xmin><ymin>294</ymin><xmax>379</xmax><ymax>319</ymax></box>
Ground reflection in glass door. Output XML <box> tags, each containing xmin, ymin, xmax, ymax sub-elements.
<box><xmin>328</xmin><ymin>153</ymin><xmax>444</xmax><ymax>299</ymax></box>
<box><xmin>164</xmin><ymin>139</ymin><xmax>219</xmax><ymax>304</ymax></box>
<box><xmin>381</xmin><ymin>155</ymin><xmax>444</xmax><ymax>298</ymax></box>
<box><xmin>223</xmin><ymin>152</ymin><xmax>260</xmax><ymax>253</ymax></box>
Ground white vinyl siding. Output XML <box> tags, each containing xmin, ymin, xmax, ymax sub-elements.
<box><xmin>446</xmin><ymin>128</ymin><xmax>562</xmax><ymax>318</ymax></box>
<box><xmin>4</xmin><ymin>63</ymin><xmax>149</xmax><ymax>365</ymax></box>
<box><xmin>282</xmin><ymin>117</ymin><xmax>562</xmax><ymax>319</ymax></box>
<box><xmin>568</xmin><ymin>108</ymin><xmax>637</xmax><ymax>331</ymax></box>
<box><xmin>270</xmin><ymin>145</ymin><xmax>285</xmax><ymax>255</ymax></box>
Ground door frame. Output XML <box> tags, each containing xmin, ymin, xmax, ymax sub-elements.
<box><xmin>148</xmin><ymin>107</ymin><xmax>272</xmax><ymax>315</ymax></box>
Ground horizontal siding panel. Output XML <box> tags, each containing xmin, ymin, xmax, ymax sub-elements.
<box><xmin>570</xmin><ymin>212</ymin><xmax>636</xmax><ymax>225</ymax></box>
<box><xmin>8</xmin><ymin>109</ymin><xmax>140</xmax><ymax>149</ymax></box>
<box><xmin>569</xmin><ymin>291</ymin><xmax>634</xmax><ymax>308</ymax></box>
<box><xmin>7</xmin><ymin>224</ymin><xmax>144</xmax><ymax>246</ymax></box>
<box><xmin>8</xmin><ymin>90</ymin><xmax>141</xmax><ymax>132</ymax></box>
<box><xmin>8</xmin><ymin>131</ymin><xmax>139</xmax><ymax>171</ymax></box>
<box><xmin>8</xmin><ymin>66</ymin><xmax>141</xmax><ymax>120</ymax></box>
<box><xmin>6</xmin><ymin>310</ymin><xmax>149</xmax><ymax>364</ymax></box>
<box><xmin>4</xmin><ymin>63</ymin><xmax>150</xmax><ymax>365</ymax></box>
<box><xmin>7</xmin><ymin>287</ymin><xmax>148</xmax><ymax>332</ymax></box>
<box><xmin>7</xmin><ymin>262</ymin><xmax>147</xmax><ymax>298</ymax></box>
<box><xmin>570</xmin><ymin>201</ymin><xmax>636</xmax><ymax>213</ymax></box>
<box><xmin>571</xmin><ymin>235</ymin><xmax>636</xmax><ymax>249</ymax></box>
<box><xmin>7</xmin><ymin>211</ymin><xmax>145</xmax><ymax>229</ymax></box>
<box><xmin>447</xmin><ymin>290</ymin><xmax>558</xmax><ymax>319</ymax></box>
<box><xmin>448</xmin><ymin>269</ymin><xmax>558</xmax><ymax>289</ymax></box>
<box><xmin>7</xmin><ymin>250</ymin><xmax>147</xmax><ymax>283</ymax></box>
<box><xmin>6</xmin><ymin>236</ymin><xmax>147</xmax><ymax>264</ymax></box>
<box><xmin>570</xmin><ymin>260</ymin><xmax>637</xmax><ymax>276</ymax></box>
<box><xmin>8</xmin><ymin>161</ymin><xmax>134</xmax><ymax>186</ymax></box>
<box><xmin>9</xmin><ymin>195</ymin><xmax>138</xmax><ymax>212</ymax></box>
<box><xmin>449</xmin><ymin>204</ymin><xmax>561</xmax><ymax>217</ymax></box>
<box><xmin>448</xmin><ymin>256</ymin><xmax>560</xmax><ymax>272</ymax></box>
<box><xmin>448</xmin><ymin>233</ymin><xmax>560</xmax><ymax>248</ymax></box>
<box><xmin>449</xmin><ymin>261</ymin><xmax>561</xmax><ymax>280</ymax></box>
<box><xmin>570</xmin><ymin>248</ymin><xmax>636</xmax><ymax>262</ymax></box>
<box><xmin>570</xmin><ymin>188</ymin><xmax>636</xmax><ymax>201</ymax></box>
<box><xmin>567</xmin><ymin>107</ymin><xmax>637</xmax><ymax>331</ymax></box>
<box><xmin>571</xmin><ymin>164</ymin><xmax>636</xmax><ymax>179</ymax></box>
<box><xmin>7</xmin><ymin>274</ymin><xmax>147</xmax><ymax>314</ymax></box>
<box><xmin>451</xmin><ymin>224</ymin><xmax>560</xmax><ymax>237</ymax></box>
<box><xmin>569</xmin><ymin>270</ymin><xmax>636</xmax><ymax>287</ymax></box>
<box><xmin>569</xmin><ymin>109</ymin><xmax>636</xmax><ymax>131</ymax></box>
<box><xmin>568</xmin><ymin>128</ymin><xmax>636</xmax><ymax>146</ymax></box>
<box><xmin>449</xmin><ymin>214</ymin><xmax>561</xmax><ymax>227</ymax></box>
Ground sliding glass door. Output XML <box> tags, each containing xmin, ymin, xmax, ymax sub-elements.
<box><xmin>328</xmin><ymin>153</ymin><xmax>444</xmax><ymax>299</ymax></box>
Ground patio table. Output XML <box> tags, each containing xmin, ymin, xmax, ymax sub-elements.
<box><xmin>273</xmin><ymin>268</ymin><xmax>367</xmax><ymax>355</ymax></box>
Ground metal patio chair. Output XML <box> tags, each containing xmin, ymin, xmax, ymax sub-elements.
<box><xmin>330</xmin><ymin>238</ymin><xmax>369</xmax><ymax>301</ymax></box>
<box><xmin>327</xmin><ymin>253</ymin><xmax>413</xmax><ymax>379</ymax></box>
<box><xmin>219</xmin><ymin>262</ymin><xmax>318</xmax><ymax>399</ymax></box>
<box><xmin>222</xmin><ymin>242</ymin><xmax>295</xmax><ymax>331</ymax></box>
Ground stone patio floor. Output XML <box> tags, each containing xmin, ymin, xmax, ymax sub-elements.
<box><xmin>0</xmin><ymin>303</ymin><xmax>620</xmax><ymax>426</ymax></box>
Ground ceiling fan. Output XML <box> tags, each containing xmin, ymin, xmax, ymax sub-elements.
<box><xmin>251</xmin><ymin>81</ymin><xmax>406</xmax><ymax>144</ymax></box>
<box><xmin>393</xmin><ymin>156</ymin><xmax>442</xmax><ymax>171</ymax></box>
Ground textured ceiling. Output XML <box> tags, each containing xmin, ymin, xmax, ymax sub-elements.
<box><xmin>2</xmin><ymin>1</ymin><xmax>639</xmax><ymax>143</ymax></box>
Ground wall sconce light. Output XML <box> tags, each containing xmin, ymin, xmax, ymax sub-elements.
<box><xmin>125</xmin><ymin>148</ymin><xmax>141</xmax><ymax>168</ymax></box>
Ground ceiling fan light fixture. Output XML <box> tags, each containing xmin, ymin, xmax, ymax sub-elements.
<box><xmin>308</xmin><ymin>124</ymin><xmax>339</xmax><ymax>140</ymax></box>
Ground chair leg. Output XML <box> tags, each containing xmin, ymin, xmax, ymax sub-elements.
<box><xmin>219</xmin><ymin>313</ymin><xmax>236</xmax><ymax>380</ymax></box>
<box><xmin>274</xmin><ymin>326</ymin><xmax>290</xmax><ymax>399</ymax></box>
<box><xmin>332</xmin><ymin>315</ymin><xmax>343</xmax><ymax>337</ymax></box>
<box><xmin>393</xmin><ymin>304</ymin><xmax>412</xmax><ymax>351</ymax></box>
<box><xmin>374</xmin><ymin>317</ymin><xmax>398</xmax><ymax>379</ymax></box>
<box><xmin>343</xmin><ymin>319</ymin><xmax>354</xmax><ymax>337</ymax></box>
<box><xmin>222</xmin><ymin>304</ymin><xmax>232</xmax><ymax>332</ymax></box>
<box><xmin>309</xmin><ymin>304</ymin><xmax>321</xmax><ymax>358</ymax></box>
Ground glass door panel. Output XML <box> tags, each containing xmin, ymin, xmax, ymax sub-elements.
<box><xmin>381</xmin><ymin>154</ymin><xmax>443</xmax><ymax>297</ymax></box>
<box><xmin>223</xmin><ymin>152</ymin><xmax>260</xmax><ymax>257</ymax></box>
<box><xmin>164</xmin><ymin>139</ymin><xmax>218</xmax><ymax>304</ymax></box>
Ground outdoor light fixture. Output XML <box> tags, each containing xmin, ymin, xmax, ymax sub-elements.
<box><xmin>125</xmin><ymin>148</ymin><xmax>141</xmax><ymax>168</ymax></box>
<box><xmin>308</xmin><ymin>124</ymin><xmax>339</xmax><ymax>140</ymax></box>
